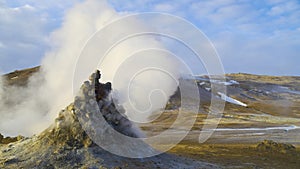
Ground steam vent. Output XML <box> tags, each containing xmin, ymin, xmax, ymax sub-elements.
<box><xmin>0</xmin><ymin>70</ymin><xmax>218</xmax><ymax>169</ymax></box>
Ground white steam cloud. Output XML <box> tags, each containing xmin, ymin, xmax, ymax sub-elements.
<box><xmin>0</xmin><ymin>0</ymin><xmax>182</xmax><ymax>136</ymax></box>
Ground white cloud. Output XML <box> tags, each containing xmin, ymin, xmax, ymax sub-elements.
<box><xmin>0</xmin><ymin>42</ymin><xmax>4</xmax><ymax>48</ymax></box>
<box><xmin>0</xmin><ymin>4</ymin><xmax>48</xmax><ymax>72</ymax></box>
<box><xmin>11</xmin><ymin>4</ymin><xmax>35</xmax><ymax>11</ymax></box>
<box><xmin>268</xmin><ymin>1</ymin><xmax>300</xmax><ymax>16</ymax></box>
<box><xmin>266</xmin><ymin>0</ymin><xmax>286</xmax><ymax>5</ymax></box>
<box><xmin>154</xmin><ymin>3</ymin><xmax>175</xmax><ymax>12</ymax></box>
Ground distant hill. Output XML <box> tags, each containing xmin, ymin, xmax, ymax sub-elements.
<box><xmin>2</xmin><ymin>66</ymin><xmax>40</xmax><ymax>86</ymax></box>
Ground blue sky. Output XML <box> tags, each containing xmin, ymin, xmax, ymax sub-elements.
<box><xmin>0</xmin><ymin>0</ymin><xmax>299</xmax><ymax>75</ymax></box>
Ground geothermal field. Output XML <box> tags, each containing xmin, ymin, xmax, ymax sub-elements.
<box><xmin>1</xmin><ymin>0</ymin><xmax>300</xmax><ymax>169</ymax></box>
<box><xmin>0</xmin><ymin>68</ymin><xmax>299</xmax><ymax>168</ymax></box>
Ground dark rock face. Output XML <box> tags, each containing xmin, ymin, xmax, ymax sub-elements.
<box><xmin>256</xmin><ymin>140</ymin><xmax>296</xmax><ymax>154</ymax></box>
<box><xmin>75</xmin><ymin>70</ymin><xmax>143</xmax><ymax>138</ymax></box>
<box><xmin>90</xmin><ymin>70</ymin><xmax>112</xmax><ymax>102</ymax></box>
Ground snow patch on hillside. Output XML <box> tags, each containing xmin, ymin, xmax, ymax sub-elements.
<box><xmin>218</xmin><ymin>92</ymin><xmax>247</xmax><ymax>107</ymax></box>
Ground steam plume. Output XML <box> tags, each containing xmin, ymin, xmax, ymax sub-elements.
<box><xmin>0</xmin><ymin>0</ymin><xmax>181</xmax><ymax>136</ymax></box>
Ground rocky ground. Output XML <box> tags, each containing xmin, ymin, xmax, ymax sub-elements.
<box><xmin>0</xmin><ymin>104</ymin><xmax>216</xmax><ymax>169</ymax></box>
<box><xmin>1</xmin><ymin>67</ymin><xmax>300</xmax><ymax>168</ymax></box>
<box><xmin>140</xmin><ymin>73</ymin><xmax>300</xmax><ymax>168</ymax></box>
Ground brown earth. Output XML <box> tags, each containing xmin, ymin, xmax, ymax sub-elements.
<box><xmin>170</xmin><ymin>141</ymin><xmax>300</xmax><ymax>169</ymax></box>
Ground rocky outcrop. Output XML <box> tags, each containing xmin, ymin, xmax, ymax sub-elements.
<box><xmin>0</xmin><ymin>134</ymin><xmax>23</xmax><ymax>145</ymax></box>
<box><xmin>256</xmin><ymin>140</ymin><xmax>296</xmax><ymax>154</ymax></box>
<box><xmin>75</xmin><ymin>70</ymin><xmax>143</xmax><ymax>138</ymax></box>
<box><xmin>37</xmin><ymin>70</ymin><xmax>143</xmax><ymax>149</ymax></box>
